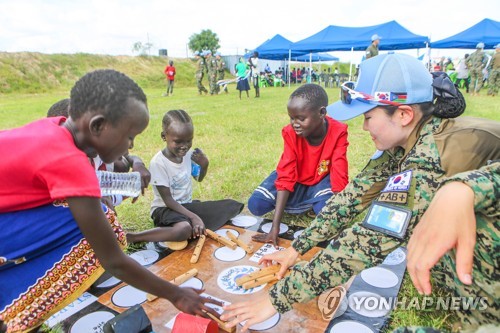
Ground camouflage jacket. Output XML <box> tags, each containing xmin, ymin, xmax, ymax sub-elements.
<box><xmin>466</xmin><ymin>50</ymin><xmax>488</xmax><ymax>70</ymax></box>
<box><xmin>271</xmin><ymin>116</ymin><xmax>500</xmax><ymax>314</ymax></box>
<box><xmin>196</xmin><ymin>58</ymin><xmax>205</xmax><ymax>75</ymax></box>
<box><xmin>216</xmin><ymin>58</ymin><xmax>226</xmax><ymax>73</ymax></box>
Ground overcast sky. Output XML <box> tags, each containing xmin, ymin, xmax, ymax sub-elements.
<box><xmin>0</xmin><ymin>0</ymin><xmax>498</xmax><ymax>62</ymax></box>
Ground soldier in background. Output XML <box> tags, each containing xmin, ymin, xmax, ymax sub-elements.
<box><xmin>194</xmin><ymin>51</ymin><xmax>208</xmax><ymax>95</ymax></box>
<box><xmin>365</xmin><ymin>34</ymin><xmax>381</xmax><ymax>60</ymax></box>
<box><xmin>215</xmin><ymin>52</ymin><xmax>227</xmax><ymax>94</ymax></box>
<box><xmin>487</xmin><ymin>44</ymin><xmax>500</xmax><ymax>96</ymax></box>
<box><xmin>205</xmin><ymin>50</ymin><xmax>217</xmax><ymax>95</ymax></box>
<box><xmin>466</xmin><ymin>42</ymin><xmax>488</xmax><ymax>96</ymax></box>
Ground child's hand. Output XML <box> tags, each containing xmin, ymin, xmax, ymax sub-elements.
<box><xmin>131</xmin><ymin>162</ymin><xmax>151</xmax><ymax>199</ymax></box>
<box><xmin>191</xmin><ymin>215</ymin><xmax>206</xmax><ymax>239</ymax></box>
<box><xmin>252</xmin><ymin>228</ymin><xmax>280</xmax><ymax>247</ymax></box>
<box><xmin>191</xmin><ymin>148</ymin><xmax>208</xmax><ymax>168</ymax></box>
<box><xmin>101</xmin><ymin>196</ymin><xmax>116</xmax><ymax>214</ymax></box>
<box><xmin>171</xmin><ymin>287</ymin><xmax>222</xmax><ymax>318</ymax></box>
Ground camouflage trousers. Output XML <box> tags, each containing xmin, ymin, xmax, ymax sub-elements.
<box><xmin>208</xmin><ymin>72</ymin><xmax>217</xmax><ymax>95</ymax></box>
<box><xmin>487</xmin><ymin>69</ymin><xmax>499</xmax><ymax>95</ymax></box>
<box><xmin>217</xmin><ymin>72</ymin><xmax>225</xmax><ymax>93</ymax></box>
<box><xmin>469</xmin><ymin>68</ymin><xmax>484</xmax><ymax>93</ymax></box>
<box><xmin>196</xmin><ymin>73</ymin><xmax>208</xmax><ymax>94</ymax></box>
<box><xmin>269</xmin><ymin>216</ymin><xmax>498</xmax><ymax>331</ymax></box>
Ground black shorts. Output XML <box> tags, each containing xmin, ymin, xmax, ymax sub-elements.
<box><xmin>151</xmin><ymin>200</ymin><xmax>244</xmax><ymax>231</ymax></box>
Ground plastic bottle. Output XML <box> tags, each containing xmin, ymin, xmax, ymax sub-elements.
<box><xmin>96</xmin><ymin>171</ymin><xmax>141</xmax><ymax>197</ymax></box>
<box><xmin>191</xmin><ymin>162</ymin><xmax>201</xmax><ymax>180</ymax></box>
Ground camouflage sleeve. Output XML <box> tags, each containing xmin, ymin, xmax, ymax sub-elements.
<box><xmin>270</xmin><ymin>222</ymin><xmax>403</xmax><ymax>312</ymax></box>
<box><xmin>442</xmin><ymin>161</ymin><xmax>499</xmax><ymax>214</ymax></box>
<box><xmin>291</xmin><ymin>150</ymin><xmax>399</xmax><ymax>254</ymax></box>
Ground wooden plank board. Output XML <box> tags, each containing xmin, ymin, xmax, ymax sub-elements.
<box><xmin>97</xmin><ymin>226</ymin><xmax>328</xmax><ymax>332</ymax></box>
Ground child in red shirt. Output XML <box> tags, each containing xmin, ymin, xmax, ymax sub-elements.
<box><xmin>163</xmin><ymin>60</ymin><xmax>176</xmax><ymax>96</ymax></box>
<box><xmin>248</xmin><ymin>84</ymin><xmax>349</xmax><ymax>246</ymax></box>
<box><xmin>0</xmin><ymin>70</ymin><xmax>219</xmax><ymax>332</ymax></box>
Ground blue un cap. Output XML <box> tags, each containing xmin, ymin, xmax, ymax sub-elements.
<box><xmin>327</xmin><ymin>53</ymin><xmax>433</xmax><ymax>121</ymax></box>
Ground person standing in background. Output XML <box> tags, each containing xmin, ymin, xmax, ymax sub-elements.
<box><xmin>194</xmin><ymin>51</ymin><xmax>208</xmax><ymax>95</ymax></box>
<box><xmin>466</xmin><ymin>42</ymin><xmax>488</xmax><ymax>96</ymax></box>
<box><xmin>487</xmin><ymin>44</ymin><xmax>500</xmax><ymax>96</ymax></box>
<box><xmin>249</xmin><ymin>51</ymin><xmax>260</xmax><ymax>98</ymax></box>
<box><xmin>456</xmin><ymin>54</ymin><xmax>470</xmax><ymax>93</ymax></box>
<box><xmin>215</xmin><ymin>52</ymin><xmax>227</xmax><ymax>94</ymax></box>
<box><xmin>163</xmin><ymin>60</ymin><xmax>176</xmax><ymax>97</ymax></box>
<box><xmin>365</xmin><ymin>34</ymin><xmax>381</xmax><ymax>60</ymax></box>
<box><xmin>205</xmin><ymin>50</ymin><xmax>217</xmax><ymax>96</ymax></box>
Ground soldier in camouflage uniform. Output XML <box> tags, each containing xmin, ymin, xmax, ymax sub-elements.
<box><xmin>194</xmin><ymin>51</ymin><xmax>208</xmax><ymax>95</ymax></box>
<box><xmin>204</xmin><ymin>50</ymin><xmax>218</xmax><ymax>95</ymax></box>
<box><xmin>466</xmin><ymin>43</ymin><xmax>488</xmax><ymax>95</ymax></box>
<box><xmin>215</xmin><ymin>52</ymin><xmax>227</xmax><ymax>94</ymax></box>
<box><xmin>222</xmin><ymin>54</ymin><xmax>499</xmax><ymax>333</ymax></box>
<box><xmin>487</xmin><ymin>44</ymin><xmax>500</xmax><ymax>96</ymax></box>
<box><xmin>365</xmin><ymin>34</ymin><xmax>381</xmax><ymax>60</ymax></box>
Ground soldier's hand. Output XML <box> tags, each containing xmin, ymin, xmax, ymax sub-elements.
<box><xmin>407</xmin><ymin>182</ymin><xmax>476</xmax><ymax>295</ymax></box>
<box><xmin>258</xmin><ymin>246</ymin><xmax>299</xmax><ymax>279</ymax></box>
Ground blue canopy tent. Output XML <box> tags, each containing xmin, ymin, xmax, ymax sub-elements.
<box><xmin>291</xmin><ymin>52</ymin><xmax>339</xmax><ymax>62</ymax></box>
<box><xmin>430</xmin><ymin>18</ymin><xmax>500</xmax><ymax>49</ymax></box>
<box><xmin>290</xmin><ymin>21</ymin><xmax>429</xmax><ymax>79</ymax></box>
<box><xmin>290</xmin><ymin>20</ymin><xmax>429</xmax><ymax>52</ymax></box>
<box><xmin>247</xmin><ymin>34</ymin><xmax>306</xmax><ymax>60</ymax></box>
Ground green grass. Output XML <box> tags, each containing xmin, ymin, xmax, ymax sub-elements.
<box><xmin>1</xmin><ymin>53</ymin><xmax>499</xmax><ymax>332</ymax></box>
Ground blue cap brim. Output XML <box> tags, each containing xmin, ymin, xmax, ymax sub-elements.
<box><xmin>326</xmin><ymin>99</ymin><xmax>377</xmax><ymax>121</ymax></box>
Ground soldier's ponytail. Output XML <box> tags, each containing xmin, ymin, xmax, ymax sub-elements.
<box><xmin>430</xmin><ymin>71</ymin><xmax>466</xmax><ymax>119</ymax></box>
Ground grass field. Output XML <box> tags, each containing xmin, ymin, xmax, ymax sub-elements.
<box><xmin>1</xmin><ymin>79</ymin><xmax>498</xmax><ymax>332</ymax></box>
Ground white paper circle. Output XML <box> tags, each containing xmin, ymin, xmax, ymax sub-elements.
<box><xmin>70</xmin><ymin>311</ymin><xmax>115</xmax><ymax>333</ymax></box>
<box><xmin>347</xmin><ymin>291</ymin><xmax>391</xmax><ymax>318</ymax></box>
<box><xmin>232</xmin><ymin>215</ymin><xmax>259</xmax><ymax>227</ymax></box>
<box><xmin>96</xmin><ymin>276</ymin><xmax>121</xmax><ymax>288</ymax></box>
<box><xmin>329</xmin><ymin>320</ymin><xmax>373</xmax><ymax>333</ymax></box>
<box><xmin>179</xmin><ymin>277</ymin><xmax>204</xmax><ymax>290</ymax></box>
<box><xmin>215</xmin><ymin>228</ymin><xmax>240</xmax><ymax>238</ymax></box>
<box><xmin>293</xmin><ymin>229</ymin><xmax>304</xmax><ymax>239</ymax></box>
<box><xmin>217</xmin><ymin>265</ymin><xmax>266</xmax><ymax>294</ymax></box>
<box><xmin>240</xmin><ymin>312</ymin><xmax>281</xmax><ymax>331</ymax></box>
<box><xmin>214</xmin><ymin>246</ymin><xmax>246</xmax><ymax>262</ymax></box>
<box><xmin>156</xmin><ymin>241</ymin><xmax>168</xmax><ymax>249</ymax></box>
<box><xmin>112</xmin><ymin>285</ymin><xmax>147</xmax><ymax>307</ymax></box>
<box><xmin>129</xmin><ymin>250</ymin><xmax>159</xmax><ymax>266</ymax></box>
<box><xmin>360</xmin><ymin>267</ymin><xmax>399</xmax><ymax>288</ymax></box>
<box><xmin>382</xmin><ymin>248</ymin><xmax>406</xmax><ymax>266</ymax></box>
<box><xmin>260</xmin><ymin>222</ymin><xmax>288</xmax><ymax>234</ymax></box>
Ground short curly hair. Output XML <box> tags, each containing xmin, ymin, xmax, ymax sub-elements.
<box><xmin>69</xmin><ymin>69</ymin><xmax>147</xmax><ymax>125</ymax></box>
<box><xmin>289</xmin><ymin>83</ymin><xmax>328</xmax><ymax>110</ymax></box>
<box><xmin>47</xmin><ymin>98</ymin><xmax>70</xmax><ymax>117</ymax></box>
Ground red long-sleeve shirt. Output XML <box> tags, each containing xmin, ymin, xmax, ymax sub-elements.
<box><xmin>275</xmin><ymin>116</ymin><xmax>349</xmax><ymax>193</ymax></box>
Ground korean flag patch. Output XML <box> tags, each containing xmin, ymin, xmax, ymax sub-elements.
<box><xmin>381</xmin><ymin>170</ymin><xmax>413</xmax><ymax>192</ymax></box>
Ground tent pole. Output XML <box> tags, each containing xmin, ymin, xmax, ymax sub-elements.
<box><xmin>309</xmin><ymin>52</ymin><xmax>312</xmax><ymax>83</ymax></box>
<box><xmin>288</xmin><ymin>49</ymin><xmax>291</xmax><ymax>88</ymax></box>
<box><xmin>349</xmin><ymin>47</ymin><xmax>353</xmax><ymax>81</ymax></box>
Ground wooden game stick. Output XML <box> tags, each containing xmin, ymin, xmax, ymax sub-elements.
<box><xmin>204</xmin><ymin>310</ymin><xmax>236</xmax><ymax>333</ymax></box>
<box><xmin>147</xmin><ymin>268</ymin><xmax>199</xmax><ymax>301</ymax></box>
<box><xmin>241</xmin><ymin>272</ymin><xmax>278</xmax><ymax>289</ymax></box>
<box><xmin>205</xmin><ymin>229</ymin><xmax>237</xmax><ymax>250</ymax></box>
<box><xmin>235</xmin><ymin>264</ymin><xmax>281</xmax><ymax>286</ymax></box>
<box><xmin>225</xmin><ymin>230</ymin><xmax>254</xmax><ymax>254</ymax></box>
<box><xmin>170</xmin><ymin>268</ymin><xmax>199</xmax><ymax>285</ymax></box>
<box><xmin>190</xmin><ymin>235</ymin><xmax>206</xmax><ymax>263</ymax></box>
